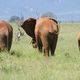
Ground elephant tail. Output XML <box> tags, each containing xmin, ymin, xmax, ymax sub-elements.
<box><xmin>47</xmin><ymin>32</ymin><xmax>58</xmax><ymax>55</ymax></box>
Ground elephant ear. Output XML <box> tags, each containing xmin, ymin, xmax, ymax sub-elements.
<box><xmin>49</xmin><ymin>18</ymin><xmax>58</xmax><ymax>23</ymax></box>
<box><xmin>21</xmin><ymin>18</ymin><xmax>36</xmax><ymax>38</ymax></box>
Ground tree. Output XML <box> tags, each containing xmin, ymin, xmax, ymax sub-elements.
<box><xmin>9</xmin><ymin>16</ymin><xmax>21</xmax><ymax>22</ymax></box>
<box><xmin>41</xmin><ymin>12</ymin><xmax>57</xmax><ymax>19</ymax></box>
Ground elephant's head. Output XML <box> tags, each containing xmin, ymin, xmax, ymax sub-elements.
<box><xmin>21</xmin><ymin>18</ymin><xmax>36</xmax><ymax>38</ymax></box>
<box><xmin>21</xmin><ymin>18</ymin><xmax>37</xmax><ymax>47</ymax></box>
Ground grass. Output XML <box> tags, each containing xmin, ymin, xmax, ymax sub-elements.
<box><xmin>0</xmin><ymin>22</ymin><xmax>80</xmax><ymax>80</ymax></box>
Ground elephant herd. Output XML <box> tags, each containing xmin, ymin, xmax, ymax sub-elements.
<box><xmin>0</xmin><ymin>17</ymin><xmax>80</xmax><ymax>57</ymax></box>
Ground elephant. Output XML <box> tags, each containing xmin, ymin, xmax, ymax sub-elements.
<box><xmin>77</xmin><ymin>32</ymin><xmax>80</xmax><ymax>51</ymax></box>
<box><xmin>21</xmin><ymin>18</ymin><xmax>36</xmax><ymax>47</ymax></box>
<box><xmin>0</xmin><ymin>20</ymin><xmax>13</xmax><ymax>52</ymax></box>
<box><xmin>21</xmin><ymin>17</ymin><xmax>59</xmax><ymax>56</ymax></box>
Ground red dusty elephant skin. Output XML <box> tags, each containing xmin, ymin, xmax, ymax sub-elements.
<box><xmin>21</xmin><ymin>17</ymin><xmax>59</xmax><ymax>56</ymax></box>
<box><xmin>35</xmin><ymin>18</ymin><xmax>59</xmax><ymax>56</ymax></box>
<box><xmin>0</xmin><ymin>20</ymin><xmax>13</xmax><ymax>51</ymax></box>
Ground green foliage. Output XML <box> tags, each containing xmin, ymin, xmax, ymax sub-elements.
<box><xmin>41</xmin><ymin>12</ymin><xmax>57</xmax><ymax>19</ymax></box>
<box><xmin>9</xmin><ymin>16</ymin><xmax>21</xmax><ymax>22</ymax></box>
<box><xmin>0</xmin><ymin>23</ymin><xmax>80</xmax><ymax>80</ymax></box>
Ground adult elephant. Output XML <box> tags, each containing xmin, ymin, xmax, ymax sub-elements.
<box><xmin>0</xmin><ymin>20</ymin><xmax>13</xmax><ymax>51</ymax></box>
<box><xmin>21</xmin><ymin>17</ymin><xmax>59</xmax><ymax>56</ymax></box>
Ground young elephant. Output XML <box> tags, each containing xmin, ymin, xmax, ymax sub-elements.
<box><xmin>0</xmin><ymin>20</ymin><xmax>13</xmax><ymax>51</ymax></box>
<box><xmin>21</xmin><ymin>17</ymin><xmax>59</xmax><ymax>56</ymax></box>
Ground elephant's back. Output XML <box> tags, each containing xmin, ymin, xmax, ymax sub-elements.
<box><xmin>0</xmin><ymin>20</ymin><xmax>12</xmax><ymax>34</ymax></box>
<box><xmin>35</xmin><ymin>18</ymin><xmax>50</xmax><ymax>33</ymax></box>
<box><xmin>0</xmin><ymin>20</ymin><xmax>11</xmax><ymax>28</ymax></box>
<box><xmin>35</xmin><ymin>18</ymin><xmax>58</xmax><ymax>34</ymax></box>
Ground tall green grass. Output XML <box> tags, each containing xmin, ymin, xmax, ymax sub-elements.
<box><xmin>0</xmin><ymin>22</ymin><xmax>80</xmax><ymax>80</ymax></box>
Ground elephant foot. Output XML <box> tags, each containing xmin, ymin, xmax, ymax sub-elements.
<box><xmin>51</xmin><ymin>53</ymin><xmax>55</xmax><ymax>56</ymax></box>
<box><xmin>44</xmin><ymin>53</ymin><xmax>49</xmax><ymax>57</ymax></box>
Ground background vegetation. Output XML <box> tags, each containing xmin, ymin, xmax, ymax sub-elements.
<box><xmin>0</xmin><ymin>23</ymin><xmax>80</xmax><ymax>80</ymax></box>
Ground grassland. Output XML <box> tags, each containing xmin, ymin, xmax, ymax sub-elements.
<box><xmin>0</xmin><ymin>22</ymin><xmax>80</xmax><ymax>80</ymax></box>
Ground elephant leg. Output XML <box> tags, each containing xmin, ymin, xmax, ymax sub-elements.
<box><xmin>37</xmin><ymin>39</ymin><xmax>43</xmax><ymax>52</ymax></box>
<box><xmin>32</xmin><ymin>38</ymin><xmax>37</xmax><ymax>48</ymax></box>
<box><xmin>41</xmin><ymin>35</ymin><xmax>49</xmax><ymax>56</ymax></box>
<box><xmin>50</xmin><ymin>35</ymin><xmax>58</xmax><ymax>56</ymax></box>
<box><xmin>0</xmin><ymin>35</ymin><xmax>7</xmax><ymax>51</ymax></box>
<box><xmin>43</xmin><ymin>47</ymin><xmax>49</xmax><ymax>56</ymax></box>
<box><xmin>7</xmin><ymin>31</ymin><xmax>13</xmax><ymax>51</ymax></box>
<box><xmin>36</xmin><ymin>35</ymin><xmax>43</xmax><ymax>52</ymax></box>
<box><xmin>3</xmin><ymin>35</ymin><xmax>8</xmax><ymax>51</ymax></box>
<box><xmin>32</xmin><ymin>42</ymin><xmax>37</xmax><ymax>48</ymax></box>
<box><xmin>78</xmin><ymin>40</ymin><xmax>80</xmax><ymax>51</ymax></box>
<box><xmin>0</xmin><ymin>44</ymin><xmax>6</xmax><ymax>51</ymax></box>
